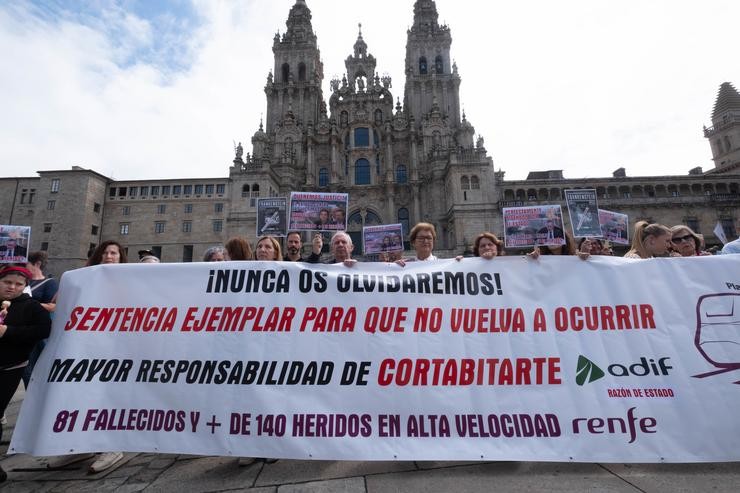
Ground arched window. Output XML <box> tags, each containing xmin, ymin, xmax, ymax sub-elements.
<box><xmin>355</xmin><ymin>159</ymin><xmax>371</xmax><ymax>185</ymax></box>
<box><xmin>354</xmin><ymin>127</ymin><xmax>369</xmax><ymax>147</ymax></box>
<box><xmin>435</xmin><ymin>55</ymin><xmax>443</xmax><ymax>74</ymax></box>
<box><xmin>471</xmin><ymin>175</ymin><xmax>480</xmax><ymax>190</ymax></box>
<box><xmin>251</xmin><ymin>184</ymin><xmax>260</xmax><ymax>197</ymax></box>
<box><xmin>298</xmin><ymin>62</ymin><xmax>306</xmax><ymax>81</ymax></box>
<box><xmin>419</xmin><ymin>57</ymin><xmax>427</xmax><ymax>75</ymax></box>
<box><xmin>398</xmin><ymin>208</ymin><xmax>410</xmax><ymax>238</ymax></box>
<box><xmin>461</xmin><ymin>176</ymin><xmax>470</xmax><ymax>190</ymax></box>
<box><xmin>319</xmin><ymin>168</ymin><xmax>329</xmax><ymax>187</ymax></box>
<box><xmin>241</xmin><ymin>184</ymin><xmax>250</xmax><ymax>198</ymax></box>
<box><xmin>396</xmin><ymin>165</ymin><xmax>408</xmax><ymax>184</ymax></box>
<box><xmin>281</xmin><ymin>63</ymin><xmax>290</xmax><ymax>83</ymax></box>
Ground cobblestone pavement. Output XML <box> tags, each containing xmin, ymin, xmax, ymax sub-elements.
<box><xmin>2</xmin><ymin>389</ymin><xmax>739</xmax><ymax>492</ymax></box>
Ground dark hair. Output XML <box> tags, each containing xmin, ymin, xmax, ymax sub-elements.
<box><xmin>225</xmin><ymin>236</ymin><xmax>253</xmax><ymax>261</ymax></box>
<box><xmin>473</xmin><ymin>232</ymin><xmax>503</xmax><ymax>257</ymax></box>
<box><xmin>286</xmin><ymin>231</ymin><xmax>303</xmax><ymax>241</ymax></box>
<box><xmin>87</xmin><ymin>240</ymin><xmax>127</xmax><ymax>266</ymax></box>
<box><xmin>27</xmin><ymin>250</ymin><xmax>49</xmax><ymax>270</ymax></box>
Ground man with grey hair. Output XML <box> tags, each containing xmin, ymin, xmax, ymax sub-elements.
<box><xmin>309</xmin><ymin>232</ymin><xmax>357</xmax><ymax>266</ymax></box>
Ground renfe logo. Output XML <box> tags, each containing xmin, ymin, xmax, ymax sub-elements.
<box><xmin>575</xmin><ymin>355</ymin><xmax>672</xmax><ymax>385</ymax></box>
<box><xmin>572</xmin><ymin>407</ymin><xmax>657</xmax><ymax>443</ymax></box>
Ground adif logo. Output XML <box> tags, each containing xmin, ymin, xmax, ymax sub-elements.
<box><xmin>576</xmin><ymin>355</ymin><xmax>672</xmax><ymax>385</ymax></box>
<box><xmin>576</xmin><ymin>355</ymin><xmax>605</xmax><ymax>385</ymax></box>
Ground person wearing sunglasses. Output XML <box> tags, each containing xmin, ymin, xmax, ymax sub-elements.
<box><xmin>670</xmin><ymin>225</ymin><xmax>708</xmax><ymax>257</ymax></box>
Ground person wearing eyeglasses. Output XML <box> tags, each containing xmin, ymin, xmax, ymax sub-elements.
<box><xmin>396</xmin><ymin>223</ymin><xmax>437</xmax><ymax>266</ymax></box>
<box><xmin>670</xmin><ymin>225</ymin><xmax>708</xmax><ymax>257</ymax></box>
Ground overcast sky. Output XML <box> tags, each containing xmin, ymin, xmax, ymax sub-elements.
<box><xmin>1</xmin><ymin>0</ymin><xmax>739</xmax><ymax>182</ymax></box>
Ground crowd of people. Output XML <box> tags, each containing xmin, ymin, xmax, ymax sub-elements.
<box><xmin>0</xmin><ymin>219</ymin><xmax>737</xmax><ymax>481</ymax></box>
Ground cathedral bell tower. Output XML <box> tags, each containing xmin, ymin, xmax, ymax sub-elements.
<box><xmin>403</xmin><ymin>0</ymin><xmax>462</xmax><ymax>127</ymax></box>
<box><xmin>263</xmin><ymin>0</ymin><xmax>324</xmax><ymax>132</ymax></box>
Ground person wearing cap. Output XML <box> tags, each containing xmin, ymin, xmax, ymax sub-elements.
<box><xmin>0</xmin><ymin>265</ymin><xmax>51</xmax><ymax>482</ymax></box>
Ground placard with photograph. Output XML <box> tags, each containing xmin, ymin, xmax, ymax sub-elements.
<box><xmin>564</xmin><ymin>189</ymin><xmax>602</xmax><ymax>238</ymax></box>
<box><xmin>362</xmin><ymin>224</ymin><xmax>404</xmax><ymax>255</ymax></box>
<box><xmin>502</xmin><ymin>205</ymin><xmax>566</xmax><ymax>248</ymax></box>
<box><xmin>0</xmin><ymin>225</ymin><xmax>31</xmax><ymax>264</ymax></box>
<box><xmin>256</xmin><ymin>198</ymin><xmax>288</xmax><ymax>237</ymax></box>
<box><xmin>598</xmin><ymin>209</ymin><xmax>630</xmax><ymax>245</ymax></box>
<box><xmin>288</xmin><ymin>192</ymin><xmax>349</xmax><ymax>232</ymax></box>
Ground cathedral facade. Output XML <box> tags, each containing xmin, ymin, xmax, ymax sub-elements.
<box><xmin>1</xmin><ymin>0</ymin><xmax>739</xmax><ymax>275</ymax></box>
<box><xmin>229</xmin><ymin>0</ymin><xmax>496</xmax><ymax>254</ymax></box>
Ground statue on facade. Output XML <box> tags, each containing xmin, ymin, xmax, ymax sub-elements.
<box><xmin>235</xmin><ymin>142</ymin><xmax>244</xmax><ymax>160</ymax></box>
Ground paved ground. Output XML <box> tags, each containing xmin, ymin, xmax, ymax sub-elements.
<box><xmin>2</xmin><ymin>388</ymin><xmax>739</xmax><ymax>492</ymax></box>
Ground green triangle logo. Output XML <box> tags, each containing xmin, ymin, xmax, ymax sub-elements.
<box><xmin>576</xmin><ymin>355</ymin><xmax>605</xmax><ymax>386</ymax></box>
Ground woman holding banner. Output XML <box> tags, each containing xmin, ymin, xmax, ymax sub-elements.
<box><xmin>0</xmin><ymin>266</ymin><xmax>51</xmax><ymax>482</ymax></box>
<box><xmin>529</xmin><ymin>231</ymin><xmax>589</xmax><ymax>259</ymax></box>
<box><xmin>624</xmin><ymin>221</ymin><xmax>672</xmax><ymax>259</ymax></box>
<box><xmin>473</xmin><ymin>232</ymin><xmax>504</xmax><ymax>259</ymax></box>
<box><xmin>255</xmin><ymin>236</ymin><xmax>282</xmax><ymax>261</ymax></box>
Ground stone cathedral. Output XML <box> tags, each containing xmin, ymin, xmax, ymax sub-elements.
<box><xmin>230</xmin><ymin>0</ymin><xmax>496</xmax><ymax>253</ymax></box>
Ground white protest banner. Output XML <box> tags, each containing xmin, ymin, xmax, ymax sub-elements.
<box><xmin>11</xmin><ymin>256</ymin><xmax>740</xmax><ymax>462</ymax></box>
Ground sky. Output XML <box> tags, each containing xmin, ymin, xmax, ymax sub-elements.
<box><xmin>1</xmin><ymin>0</ymin><xmax>740</xmax><ymax>182</ymax></box>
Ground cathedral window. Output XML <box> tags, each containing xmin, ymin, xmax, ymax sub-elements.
<box><xmin>435</xmin><ymin>55</ymin><xmax>443</xmax><ymax>74</ymax></box>
<box><xmin>374</xmin><ymin>109</ymin><xmax>383</xmax><ymax>124</ymax></box>
<box><xmin>281</xmin><ymin>63</ymin><xmax>290</xmax><ymax>83</ymax></box>
<box><xmin>298</xmin><ymin>62</ymin><xmax>306</xmax><ymax>81</ymax></box>
<box><xmin>251</xmin><ymin>184</ymin><xmax>260</xmax><ymax>197</ymax></box>
<box><xmin>471</xmin><ymin>175</ymin><xmax>480</xmax><ymax>190</ymax></box>
<box><xmin>319</xmin><ymin>168</ymin><xmax>329</xmax><ymax>187</ymax></box>
<box><xmin>355</xmin><ymin>158</ymin><xmax>371</xmax><ymax>185</ymax></box>
<box><xmin>396</xmin><ymin>165</ymin><xmax>408</xmax><ymax>184</ymax></box>
<box><xmin>461</xmin><ymin>176</ymin><xmax>470</xmax><ymax>190</ymax></box>
<box><xmin>419</xmin><ymin>57</ymin><xmax>427</xmax><ymax>75</ymax></box>
<box><xmin>354</xmin><ymin>127</ymin><xmax>370</xmax><ymax>147</ymax></box>
<box><xmin>241</xmin><ymin>184</ymin><xmax>250</xmax><ymax>198</ymax></box>
<box><xmin>398</xmin><ymin>208</ymin><xmax>410</xmax><ymax>239</ymax></box>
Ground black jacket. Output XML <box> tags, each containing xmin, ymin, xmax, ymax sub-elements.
<box><xmin>1</xmin><ymin>294</ymin><xmax>51</xmax><ymax>369</ymax></box>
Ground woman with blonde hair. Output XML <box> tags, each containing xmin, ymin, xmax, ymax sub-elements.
<box><xmin>254</xmin><ymin>236</ymin><xmax>282</xmax><ymax>261</ymax></box>
<box><xmin>225</xmin><ymin>237</ymin><xmax>253</xmax><ymax>261</ymax></box>
<box><xmin>624</xmin><ymin>221</ymin><xmax>672</xmax><ymax>259</ymax></box>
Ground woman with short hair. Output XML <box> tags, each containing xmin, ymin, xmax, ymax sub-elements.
<box><xmin>670</xmin><ymin>225</ymin><xmax>706</xmax><ymax>257</ymax></box>
<box><xmin>473</xmin><ymin>232</ymin><xmax>503</xmax><ymax>259</ymax></box>
<box><xmin>225</xmin><ymin>237</ymin><xmax>253</xmax><ymax>261</ymax></box>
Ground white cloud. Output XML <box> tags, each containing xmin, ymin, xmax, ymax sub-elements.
<box><xmin>1</xmin><ymin>0</ymin><xmax>739</xmax><ymax>181</ymax></box>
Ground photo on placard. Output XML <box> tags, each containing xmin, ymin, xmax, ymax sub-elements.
<box><xmin>564</xmin><ymin>189</ymin><xmax>602</xmax><ymax>238</ymax></box>
<box><xmin>503</xmin><ymin>205</ymin><xmax>566</xmax><ymax>248</ymax></box>
<box><xmin>0</xmin><ymin>224</ymin><xmax>31</xmax><ymax>264</ymax></box>
<box><xmin>363</xmin><ymin>224</ymin><xmax>404</xmax><ymax>255</ymax></box>
<box><xmin>288</xmin><ymin>192</ymin><xmax>349</xmax><ymax>232</ymax></box>
<box><xmin>256</xmin><ymin>198</ymin><xmax>288</xmax><ymax>237</ymax></box>
<box><xmin>598</xmin><ymin>209</ymin><xmax>630</xmax><ymax>245</ymax></box>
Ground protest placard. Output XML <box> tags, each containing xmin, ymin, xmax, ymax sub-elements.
<box><xmin>503</xmin><ymin>205</ymin><xmax>565</xmax><ymax>248</ymax></box>
<box><xmin>363</xmin><ymin>224</ymin><xmax>404</xmax><ymax>255</ymax></box>
<box><xmin>565</xmin><ymin>189</ymin><xmax>602</xmax><ymax>238</ymax></box>
<box><xmin>0</xmin><ymin>225</ymin><xmax>31</xmax><ymax>264</ymax></box>
<box><xmin>289</xmin><ymin>192</ymin><xmax>349</xmax><ymax>232</ymax></box>
<box><xmin>256</xmin><ymin>198</ymin><xmax>288</xmax><ymax>237</ymax></box>
<box><xmin>598</xmin><ymin>209</ymin><xmax>630</xmax><ymax>245</ymax></box>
